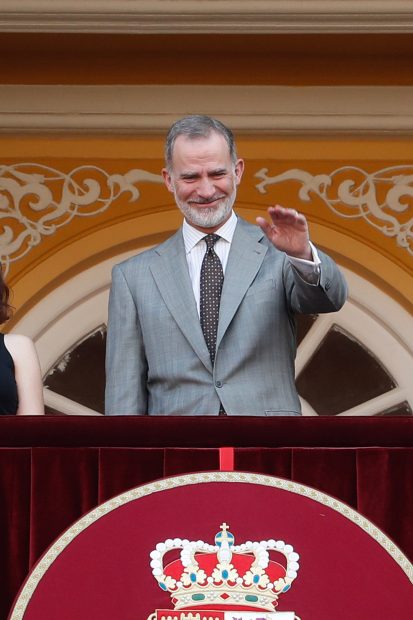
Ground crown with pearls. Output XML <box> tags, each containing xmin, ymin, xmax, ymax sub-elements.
<box><xmin>150</xmin><ymin>523</ymin><xmax>299</xmax><ymax>612</ymax></box>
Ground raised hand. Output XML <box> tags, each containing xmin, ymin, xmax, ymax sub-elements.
<box><xmin>256</xmin><ymin>205</ymin><xmax>312</xmax><ymax>260</ymax></box>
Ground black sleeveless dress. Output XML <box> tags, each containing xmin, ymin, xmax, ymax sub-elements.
<box><xmin>0</xmin><ymin>334</ymin><xmax>18</xmax><ymax>414</ymax></box>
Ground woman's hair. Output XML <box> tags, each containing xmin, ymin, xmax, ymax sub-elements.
<box><xmin>0</xmin><ymin>266</ymin><xmax>12</xmax><ymax>324</ymax></box>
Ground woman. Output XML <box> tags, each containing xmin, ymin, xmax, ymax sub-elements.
<box><xmin>0</xmin><ymin>268</ymin><xmax>44</xmax><ymax>415</ymax></box>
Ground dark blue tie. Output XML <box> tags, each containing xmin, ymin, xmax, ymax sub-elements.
<box><xmin>200</xmin><ymin>234</ymin><xmax>224</xmax><ymax>365</ymax></box>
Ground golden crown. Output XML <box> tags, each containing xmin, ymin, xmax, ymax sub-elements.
<box><xmin>150</xmin><ymin>523</ymin><xmax>299</xmax><ymax>612</ymax></box>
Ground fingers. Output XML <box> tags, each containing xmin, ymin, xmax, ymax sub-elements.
<box><xmin>256</xmin><ymin>205</ymin><xmax>303</xmax><ymax>230</ymax></box>
<box><xmin>256</xmin><ymin>215</ymin><xmax>273</xmax><ymax>235</ymax></box>
<box><xmin>268</xmin><ymin>205</ymin><xmax>300</xmax><ymax>221</ymax></box>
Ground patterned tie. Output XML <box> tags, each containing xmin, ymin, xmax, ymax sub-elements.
<box><xmin>200</xmin><ymin>233</ymin><xmax>224</xmax><ymax>365</ymax></box>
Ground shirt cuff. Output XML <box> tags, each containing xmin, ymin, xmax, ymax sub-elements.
<box><xmin>287</xmin><ymin>241</ymin><xmax>321</xmax><ymax>285</ymax></box>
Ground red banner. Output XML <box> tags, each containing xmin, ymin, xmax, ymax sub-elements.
<box><xmin>9</xmin><ymin>472</ymin><xmax>413</xmax><ymax>620</ymax></box>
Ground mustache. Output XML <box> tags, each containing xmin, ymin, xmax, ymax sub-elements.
<box><xmin>188</xmin><ymin>195</ymin><xmax>226</xmax><ymax>205</ymax></box>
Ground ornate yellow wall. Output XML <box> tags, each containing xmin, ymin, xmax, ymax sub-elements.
<box><xmin>1</xmin><ymin>133</ymin><xmax>412</xmax><ymax>331</ymax></box>
<box><xmin>1</xmin><ymin>9</ymin><xmax>412</xmax><ymax>415</ymax></box>
<box><xmin>1</xmin><ymin>28</ymin><xmax>413</xmax><ymax>329</ymax></box>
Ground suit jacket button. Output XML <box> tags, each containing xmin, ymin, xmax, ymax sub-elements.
<box><xmin>215</xmin><ymin>380</ymin><xmax>222</xmax><ymax>388</ymax></box>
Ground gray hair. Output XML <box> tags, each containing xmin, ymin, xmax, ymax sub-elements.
<box><xmin>165</xmin><ymin>115</ymin><xmax>238</xmax><ymax>170</ymax></box>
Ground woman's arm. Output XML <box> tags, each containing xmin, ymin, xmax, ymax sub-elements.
<box><xmin>5</xmin><ymin>334</ymin><xmax>45</xmax><ymax>415</ymax></box>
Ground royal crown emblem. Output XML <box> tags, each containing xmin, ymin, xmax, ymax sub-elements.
<box><xmin>148</xmin><ymin>523</ymin><xmax>300</xmax><ymax>618</ymax></box>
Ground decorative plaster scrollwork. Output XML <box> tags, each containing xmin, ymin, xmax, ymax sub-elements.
<box><xmin>255</xmin><ymin>165</ymin><xmax>413</xmax><ymax>255</ymax></box>
<box><xmin>0</xmin><ymin>164</ymin><xmax>163</xmax><ymax>274</ymax></box>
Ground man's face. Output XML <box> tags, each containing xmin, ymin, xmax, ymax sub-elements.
<box><xmin>162</xmin><ymin>132</ymin><xmax>244</xmax><ymax>233</ymax></box>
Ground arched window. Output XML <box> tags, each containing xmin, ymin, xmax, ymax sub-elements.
<box><xmin>14</xmin><ymin>254</ymin><xmax>413</xmax><ymax>417</ymax></box>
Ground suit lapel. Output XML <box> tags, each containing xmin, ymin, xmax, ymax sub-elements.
<box><xmin>149</xmin><ymin>220</ymin><xmax>267</xmax><ymax>369</ymax></box>
<box><xmin>149</xmin><ymin>230</ymin><xmax>212</xmax><ymax>371</ymax></box>
<box><xmin>217</xmin><ymin>219</ymin><xmax>267</xmax><ymax>348</ymax></box>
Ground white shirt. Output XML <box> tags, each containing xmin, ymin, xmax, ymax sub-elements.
<box><xmin>182</xmin><ymin>211</ymin><xmax>321</xmax><ymax>316</ymax></box>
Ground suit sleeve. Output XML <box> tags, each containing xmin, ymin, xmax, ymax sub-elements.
<box><xmin>286</xmin><ymin>248</ymin><xmax>348</xmax><ymax>315</ymax></box>
<box><xmin>105</xmin><ymin>264</ymin><xmax>148</xmax><ymax>415</ymax></box>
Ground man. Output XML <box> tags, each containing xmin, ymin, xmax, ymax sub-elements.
<box><xmin>105</xmin><ymin>115</ymin><xmax>347</xmax><ymax>415</ymax></box>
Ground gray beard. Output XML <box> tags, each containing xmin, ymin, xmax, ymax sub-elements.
<box><xmin>175</xmin><ymin>189</ymin><xmax>237</xmax><ymax>229</ymax></box>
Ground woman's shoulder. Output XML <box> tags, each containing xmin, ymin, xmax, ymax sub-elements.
<box><xmin>3</xmin><ymin>333</ymin><xmax>44</xmax><ymax>415</ymax></box>
<box><xmin>4</xmin><ymin>334</ymin><xmax>36</xmax><ymax>358</ymax></box>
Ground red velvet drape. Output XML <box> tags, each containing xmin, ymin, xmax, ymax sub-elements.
<box><xmin>1</xmin><ymin>416</ymin><xmax>412</xmax><ymax>620</ymax></box>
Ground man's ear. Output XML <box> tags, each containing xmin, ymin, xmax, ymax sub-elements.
<box><xmin>234</xmin><ymin>159</ymin><xmax>245</xmax><ymax>185</ymax></box>
<box><xmin>162</xmin><ymin>168</ymin><xmax>174</xmax><ymax>193</ymax></box>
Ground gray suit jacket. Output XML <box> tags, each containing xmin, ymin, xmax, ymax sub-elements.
<box><xmin>105</xmin><ymin>217</ymin><xmax>347</xmax><ymax>415</ymax></box>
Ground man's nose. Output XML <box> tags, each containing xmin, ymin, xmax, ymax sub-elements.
<box><xmin>197</xmin><ymin>176</ymin><xmax>216</xmax><ymax>197</ymax></box>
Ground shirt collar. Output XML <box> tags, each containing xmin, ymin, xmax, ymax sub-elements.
<box><xmin>182</xmin><ymin>211</ymin><xmax>238</xmax><ymax>253</ymax></box>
